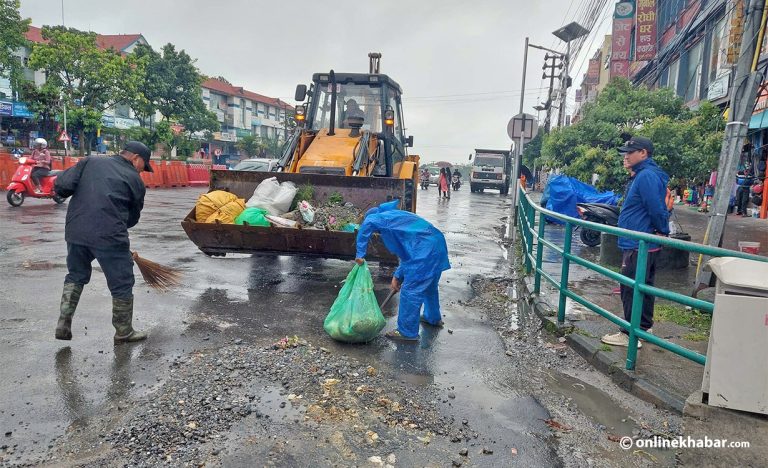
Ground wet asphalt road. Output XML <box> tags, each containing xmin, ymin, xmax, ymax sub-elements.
<box><xmin>0</xmin><ymin>184</ymin><xmax>568</xmax><ymax>465</ymax></box>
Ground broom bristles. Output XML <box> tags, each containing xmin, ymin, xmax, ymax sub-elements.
<box><xmin>132</xmin><ymin>252</ymin><xmax>182</xmax><ymax>291</ymax></box>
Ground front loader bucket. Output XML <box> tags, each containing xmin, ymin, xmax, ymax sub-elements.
<box><xmin>181</xmin><ymin>170</ymin><xmax>411</xmax><ymax>264</ymax></box>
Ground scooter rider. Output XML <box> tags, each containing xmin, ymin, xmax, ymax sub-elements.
<box><xmin>31</xmin><ymin>138</ymin><xmax>52</xmax><ymax>194</ymax></box>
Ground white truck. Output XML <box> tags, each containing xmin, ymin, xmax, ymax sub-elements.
<box><xmin>469</xmin><ymin>149</ymin><xmax>512</xmax><ymax>194</ymax></box>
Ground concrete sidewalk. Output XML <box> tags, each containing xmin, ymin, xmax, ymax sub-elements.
<box><xmin>520</xmin><ymin>191</ymin><xmax>768</xmax><ymax>464</ymax></box>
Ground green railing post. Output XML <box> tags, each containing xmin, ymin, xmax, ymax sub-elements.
<box><xmin>626</xmin><ymin>240</ymin><xmax>649</xmax><ymax>370</ymax></box>
<box><xmin>557</xmin><ymin>223</ymin><xmax>573</xmax><ymax>324</ymax></box>
<box><xmin>534</xmin><ymin>210</ymin><xmax>546</xmax><ymax>294</ymax></box>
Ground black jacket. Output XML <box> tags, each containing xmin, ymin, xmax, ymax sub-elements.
<box><xmin>55</xmin><ymin>155</ymin><xmax>146</xmax><ymax>248</ymax></box>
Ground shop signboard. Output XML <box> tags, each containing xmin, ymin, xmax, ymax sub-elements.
<box><xmin>586</xmin><ymin>59</ymin><xmax>601</xmax><ymax>84</ymax></box>
<box><xmin>708</xmin><ymin>72</ymin><xmax>731</xmax><ymax>101</ymax></box>
<box><xmin>0</xmin><ymin>100</ymin><xmax>12</xmax><ymax>116</ymax></box>
<box><xmin>12</xmin><ymin>102</ymin><xmax>33</xmax><ymax>118</ymax></box>
<box><xmin>611</xmin><ymin>1</ymin><xmax>635</xmax><ymax>78</ymax></box>
<box><xmin>635</xmin><ymin>0</ymin><xmax>657</xmax><ymax>61</ymax></box>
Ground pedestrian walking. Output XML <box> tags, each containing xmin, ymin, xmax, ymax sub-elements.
<box><xmin>53</xmin><ymin>141</ymin><xmax>153</xmax><ymax>344</ymax></box>
<box><xmin>602</xmin><ymin>137</ymin><xmax>670</xmax><ymax>348</ymax></box>
<box><xmin>355</xmin><ymin>200</ymin><xmax>451</xmax><ymax>342</ymax></box>
<box><xmin>439</xmin><ymin>168</ymin><xmax>450</xmax><ymax>199</ymax></box>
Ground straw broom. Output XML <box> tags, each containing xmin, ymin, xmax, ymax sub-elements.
<box><xmin>131</xmin><ymin>251</ymin><xmax>182</xmax><ymax>291</ymax></box>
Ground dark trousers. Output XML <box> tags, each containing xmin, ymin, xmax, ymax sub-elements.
<box><xmin>736</xmin><ymin>185</ymin><xmax>751</xmax><ymax>214</ymax></box>
<box><xmin>31</xmin><ymin>167</ymin><xmax>50</xmax><ymax>186</ymax></box>
<box><xmin>620</xmin><ymin>249</ymin><xmax>658</xmax><ymax>333</ymax></box>
<box><xmin>64</xmin><ymin>243</ymin><xmax>135</xmax><ymax>299</ymax></box>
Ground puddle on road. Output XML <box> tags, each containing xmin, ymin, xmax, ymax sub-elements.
<box><xmin>248</xmin><ymin>385</ymin><xmax>305</xmax><ymax>422</ymax></box>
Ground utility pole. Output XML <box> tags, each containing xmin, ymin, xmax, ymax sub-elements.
<box><xmin>511</xmin><ymin>36</ymin><xmax>530</xmax><ymax>223</ymax></box>
<box><xmin>557</xmin><ymin>41</ymin><xmax>571</xmax><ymax>128</ymax></box>
<box><xmin>542</xmin><ymin>54</ymin><xmax>562</xmax><ymax>133</ymax></box>
<box><xmin>694</xmin><ymin>0</ymin><xmax>767</xmax><ymax>292</ymax></box>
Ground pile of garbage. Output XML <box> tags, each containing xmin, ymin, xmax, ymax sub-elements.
<box><xmin>193</xmin><ymin>178</ymin><xmax>361</xmax><ymax>232</ymax></box>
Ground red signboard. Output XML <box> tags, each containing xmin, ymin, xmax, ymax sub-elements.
<box><xmin>586</xmin><ymin>59</ymin><xmax>601</xmax><ymax>84</ymax></box>
<box><xmin>635</xmin><ymin>0</ymin><xmax>658</xmax><ymax>61</ymax></box>
<box><xmin>611</xmin><ymin>1</ymin><xmax>636</xmax><ymax>78</ymax></box>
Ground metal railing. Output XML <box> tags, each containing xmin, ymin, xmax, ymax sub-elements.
<box><xmin>517</xmin><ymin>188</ymin><xmax>768</xmax><ymax>370</ymax></box>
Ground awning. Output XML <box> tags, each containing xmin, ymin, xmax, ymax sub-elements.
<box><xmin>749</xmin><ymin>110</ymin><xmax>768</xmax><ymax>130</ymax></box>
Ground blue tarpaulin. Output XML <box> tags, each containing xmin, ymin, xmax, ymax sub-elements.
<box><xmin>543</xmin><ymin>175</ymin><xmax>619</xmax><ymax>223</ymax></box>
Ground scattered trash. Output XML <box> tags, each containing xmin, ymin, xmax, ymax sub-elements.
<box><xmin>299</xmin><ymin>200</ymin><xmax>315</xmax><ymax>223</ymax></box>
<box><xmin>543</xmin><ymin>418</ymin><xmax>573</xmax><ymax>432</ymax></box>
<box><xmin>510</xmin><ymin>447</ymin><xmax>518</xmax><ymax>455</ymax></box>
<box><xmin>265</xmin><ymin>214</ymin><xmax>299</xmax><ymax>228</ymax></box>
<box><xmin>272</xmin><ymin>335</ymin><xmax>305</xmax><ymax>350</ymax></box>
<box><xmin>482</xmin><ymin>446</ymin><xmax>493</xmax><ymax>454</ymax></box>
<box><xmin>417</xmin><ymin>434</ymin><xmax>432</xmax><ymax>445</ymax></box>
<box><xmin>607</xmin><ymin>434</ymin><xmax>622</xmax><ymax>442</ymax></box>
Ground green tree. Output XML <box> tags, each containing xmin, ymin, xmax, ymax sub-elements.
<box><xmin>260</xmin><ymin>137</ymin><xmax>283</xmax><ymax>158</ymax></box>
<box><xmin>0</xmin><ymin>0</ymin><xmax>30</xmax><ymax>98</ymax></box>
<box><xmin>236</xmin><ymin>134</ymin><xmax>263</xmax><ymax>157</ymax></box>
<box><xmin>19</xmin><ymin>81</ymin><xmax>61</xmax><ymax>143</ymax></box>
<box><xmin>29</xmin><ymin>26</ymin><xmax>143</xmax><ymax>155</ymax></box>
<box><xmin>540</xmin><ymin>78</ymin><xmax>722</xmax><ymax>191</ymax></box>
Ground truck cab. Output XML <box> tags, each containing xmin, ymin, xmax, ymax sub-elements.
<box><xmin>469</xmin><ymin>149</ymin><xmax>512</xmax><ymax>194</ymax></box>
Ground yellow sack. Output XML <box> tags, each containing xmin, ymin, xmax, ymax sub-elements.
<box><xmin>195</xmin><ymin>190</ymin><xmax>238</xmax><ymax>222</ymax></box>
<box><xmin>205</xmin><ymin>198</ymin><xmax>246</xmax><ymax>224</ymax></box>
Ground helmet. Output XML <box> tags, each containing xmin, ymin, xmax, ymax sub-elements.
<box><xmin>34</xmin><ymin>138</ymin><xmax>48</xmax><ymax>149</ymax></box>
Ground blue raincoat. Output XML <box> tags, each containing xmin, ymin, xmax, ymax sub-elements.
<box><xmin>356</xmin><ymin>200</ymin><xmax>450</xmax><ymax>338</ymax></box>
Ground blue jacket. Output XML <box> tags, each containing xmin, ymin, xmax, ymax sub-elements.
<box><xmin>617</xmin><ymin>158</ymin><xmax>670</xmax><ymax>251</ymax></box>
<box><xmin>356</xmin><ymin>200</ymin><xmax>450</xmax><ymax>281</ymax></box>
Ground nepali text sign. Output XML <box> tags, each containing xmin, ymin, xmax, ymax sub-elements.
<box><xmin>635</xmin><ymin>0</ymin><xmax>657</xmax><ymax>61</ymax></box>
<box><xmin>611</xmin><ymin>1</ymin><xmax>636</xmax><ymax>78</ymax></box>
<box><xmin>586</xmin><ymin>58</ymin><xmax>601</xmax><ymax>84</ymax></box>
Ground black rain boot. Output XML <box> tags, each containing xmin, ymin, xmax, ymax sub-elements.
<box><xmin>112</xmin><ymin>297</ymin><xmax>147</xmax><ymax>345</ymax></box>
<box><xmin>55</xmin><ymin>283</ymin><xmax>84</xmax><ymax>340</ymax></box>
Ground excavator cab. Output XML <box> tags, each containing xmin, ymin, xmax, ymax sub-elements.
<box><xmin>281</xmin><ymin>67</ymin><xmax>414</xmax><ymax>179</ymax></box>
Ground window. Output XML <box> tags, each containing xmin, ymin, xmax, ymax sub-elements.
<box><xmin>260</xmin><ymin>126</ymin><xmax>268</xmax><ymax>138</ymax></box>
<box><xmin>268</xmin><ymin>106</ymin><xmax>276</xmax><ymax>120</ymax></box>
<box><xmin>311</xmin><ymin>83</ymin><xmax>384</xmax><ymax>132</ymax></box>
<box><xmin>709</xmin><ymin>16</ymin><xmax>728</xmax><ymax>83</ymax></box>
<box><xmin>685</xmin><ymin>41</ymin><xmax>704</xmax><ymax>102</ymax></box>
<box><xmin>667</xmin><ymin>58</ymin><xmax>680</xmax><ymax>94</ymax></box>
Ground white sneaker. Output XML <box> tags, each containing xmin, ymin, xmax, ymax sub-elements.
<box><xmin>601</xmin><ymin>332</ymin><xmax>642</xmax><ymax>348</ymax></box>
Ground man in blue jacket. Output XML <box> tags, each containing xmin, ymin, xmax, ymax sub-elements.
<box><xmin>355</xmin><ymin>200</ymin><xmax>451</xmax><ymax>342</ymax></box>
<box><xmin>602</xmin><ymin>137</ymin><xmax>669</xmax><ymax>348</ymax></box>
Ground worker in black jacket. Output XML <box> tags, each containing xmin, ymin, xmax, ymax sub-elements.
<box><xmin>53</xmin><ymin>141</ymin><xmax>152</xmax><ymax>344</ymax></box>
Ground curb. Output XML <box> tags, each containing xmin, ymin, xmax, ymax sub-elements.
<box><xmin>519</xmin><ymin>280</ymin><xmax>687</xmax><ymax>414</ymax></box>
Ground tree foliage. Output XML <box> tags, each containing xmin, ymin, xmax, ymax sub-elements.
<box><xmin>28</xmin><ymin>26</ymin><xmax>142</xmax><ymax>154</ymax></box>
<box><xmin>0</xmin><ymin>0</ymin><xmax>30</xmax><ymax>94</ymax></box>
<box><xmin>539</xmin><ymin>78</ymin><xmax>724</xmax><ymax>191</ymax></box>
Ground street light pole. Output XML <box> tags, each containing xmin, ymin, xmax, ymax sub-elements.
<box><xmin>558</xmin><ymin>40</ymin><xmax>571</xmax><ymax>128</ymax></box>
<box><xmin>61</xmin><ymin>0</ymin><xmax>69</xmax><ymax>156</ymax></box>
<box><xmin>511</xmin><ymin>37</ymin><xmax>529</xmax><ymax>222</ymax></box>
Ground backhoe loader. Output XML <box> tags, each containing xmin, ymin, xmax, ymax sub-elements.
<box><xmin>182</xmin><ymin>54</ymin><xmax>420</xmax><ymax>263</ymax></box>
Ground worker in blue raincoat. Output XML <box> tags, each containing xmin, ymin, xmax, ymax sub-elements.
<box><xmin>355</xmin><ymin>199</ymin><xmax>451</xmax><ymax>342</ymax></box>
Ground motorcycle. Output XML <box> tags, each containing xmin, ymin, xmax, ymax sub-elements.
<box><xmin>420</xmin><ymin>173</ymin><xmax>430</xmax><ymax>190</ymax></box>
<box><xmin>452</xmin><ymin>174</ymin><xmax>461</xmax><ymax>191</ymax></box>
<box><xmin>6</xmin><ymin>156</ymin><xmax>66</xmax><ymax>207</ymax></box>
<box><xmin>575</xmin><ymin>202</ymin><xmax>619</xmax><ymax>247</ymax></box>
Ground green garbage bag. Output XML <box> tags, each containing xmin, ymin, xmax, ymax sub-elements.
<box><xmin>235</xmin><ymin>207</ymin><xmax>270</xmax><ymax>227</ymax></box>
<box><xmin>324</xmin><ymin>262</ymin><xmax>386</xmax><ymax>343</ymax></box>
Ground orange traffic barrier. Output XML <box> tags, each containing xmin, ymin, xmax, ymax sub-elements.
<box><xmin>164</xmin><ymin>161</ymin><xmax>189</xmax><ymax>187</ymax></box>
<box><xmin>140</xmin><ymin>161</ymin><xmax>164</xmax><ymax>188</ymax></box>
<box><xmin>187</xmin><ymin>163</ymin><xmax>210</xmax><ymax>186</ymax></box>
<box><xmin>0</xmin><ymin>153</ymin><xmax>14</xmax><ymax>189</ymax></box>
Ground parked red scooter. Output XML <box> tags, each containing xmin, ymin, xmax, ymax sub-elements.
<box><xmin>6</xmin><ymin>156</ymin><xmax>65</xmax><ymax>206</ymax></box>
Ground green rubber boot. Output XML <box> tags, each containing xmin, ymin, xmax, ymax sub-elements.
<box><xmin>112</xmin><ymin>297</ymin><xmax>147</xmax><ymax>345</ymax></box>
<box><xmin>55</xmin><ymin>283</ymin><xmax>84</xmax><ymax>340</ymax></box>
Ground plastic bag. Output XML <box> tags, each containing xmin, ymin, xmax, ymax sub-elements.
<box><xmin>245</xmin><ymin>177</ymin><xmax>297</xmax><ymax>215</ymax></box>
<box><xmin>323</xmin><ymin>263</ymin><xmax>386</xmax><ymax>343</ymax></box>
<box><xmin>205</xmin><ymin>198</ymin><xmax>246</xmax><ymax>224</ymax></box>
<box><xmin>299</xmin><ymin>200</ymin><xmax>315</xmax><ymax>223</ymax></box>
<box><xmin>196</xmin><ymin>190</ymin><xmax>238</xmax><ymax>222</ymax></box>
<box><xmin>235</xmin><ymin>207</ymin><xmax>270</xmax><ymax>227</ymax></box>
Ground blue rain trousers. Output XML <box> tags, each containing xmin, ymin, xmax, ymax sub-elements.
<box><xmin>398</xmin><ymin>273</ymin><xmax>442</xmax><ymax>338</ymax></box>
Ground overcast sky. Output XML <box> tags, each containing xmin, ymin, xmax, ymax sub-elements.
<box><xmin>21</xmin><ymin>0</ymin><xmax>611</xmax><ymax>164</ymax></box>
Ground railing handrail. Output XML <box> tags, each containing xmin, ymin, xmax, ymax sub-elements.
<box><xmin>524</xmin><ymin>191</ymin><xmax>768</xmax><ymax>263</ymax></box>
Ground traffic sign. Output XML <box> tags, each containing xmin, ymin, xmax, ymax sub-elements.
<box><xmin>507</xmin><ymin>113</ymin><xmax>539</xmax><ymax>141</ymax></box>
<box><xmin>57</xmin><ymin>130</ymin><xmax>70</xmax><ymax>142</ymax></box>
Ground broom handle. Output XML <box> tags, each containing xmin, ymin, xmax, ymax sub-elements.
<box><xmin>380</xmin><ymin>289</ymin><xmax>397</xmax><ymax>309</ymax></box>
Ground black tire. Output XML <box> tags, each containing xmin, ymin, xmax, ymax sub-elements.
<box><xmin>501</xmin><ymin>185</ymin><xmax>509</xmax><ymax>195</ymax></box>
<box><xmin>470</xmin><ymin>184</ymin><xmax>477</xmax><ymax>193</ymax></box>
<box><xmin>580</xmin><ymin>228</ymin><xmax>602</xmax><ymax>247</ymax></box>
<box><xmin>53</xmin><ymin>194</ymin><xmax>66</xmax><ymax>204</ymax></box>
<box><xmin>6</xmin><ymin>189</ymin><xmax>24</xmax><ymax>207</ymax></box>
